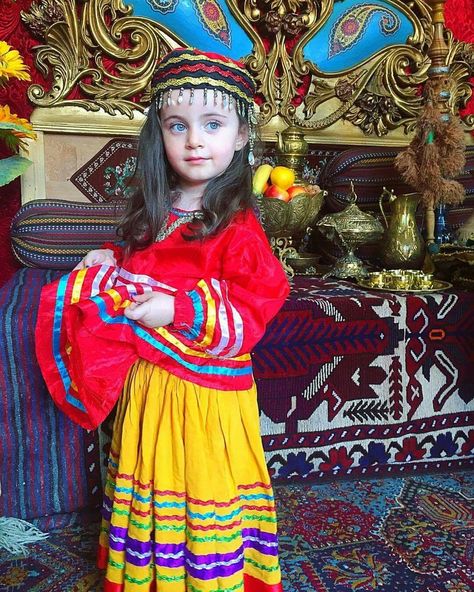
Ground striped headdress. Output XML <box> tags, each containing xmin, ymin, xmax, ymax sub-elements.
<box><xmin>150</xmin><ymin>47</ymin><xmax>256</xmax><ymax>118</ymax></box>
<box><xmin>150</xmin><ymin>47</ymin><xmax>257</xmax><ymax>163</ymax></box>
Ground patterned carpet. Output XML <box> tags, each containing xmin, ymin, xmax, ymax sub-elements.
<box><xmin>1</xmin><ymin>471</ymin><xmax>473</xmax><ymax>592</ymax></box>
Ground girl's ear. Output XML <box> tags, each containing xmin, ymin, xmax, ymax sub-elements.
<box><xmin>235</xmin><ymin>125</ymin><xmax>249</xmax><ymax>151</ymax></box>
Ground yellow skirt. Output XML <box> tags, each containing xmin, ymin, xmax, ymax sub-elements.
<box><xmin>98</xmin><ymin>360</ymin><xmax>283</xmax><ymax>592</ymax></box>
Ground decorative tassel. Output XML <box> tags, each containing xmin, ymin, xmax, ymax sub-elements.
<box><xmin>0</xmin><ymin>516</ymin><xmax>49</xmax><ymax>555</ymax></box>
<box><xmin>395</xmin><ymin>77</ymin><xmax>466</xmax><ymax>210</ymax></box>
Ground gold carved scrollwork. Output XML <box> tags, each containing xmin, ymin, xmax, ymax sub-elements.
<box><xmin>22</xmin><ymin>0</ymin><xmax>177</xmax><ymax>116</ymax></box>
<box><xmin>239</xmin><ymin>0</ymin><xmax>472</xmax><ymax>138</ymax></box>
<box><xmin>446</xmin><ymin>34</ymin><xmax>474</xmax><ymax>128</ymax></box>
<box><xmin>25</xmin><ymin>0</ymin><xmax>90</xmax><ymax>107</ymax></box>
<box><xmin>241</xmin><ymin>0</ymin><xmax>323</xmax><ymax>126</ymax></box>
<box><xmin>21</xmin><ymin>0</ymin><xmax>473</xmax><ymax>140</ymax></box>
<box><xmin>289</xmin><ymin>0</ymin><xmax>435</xmax><ymax>135</ymax></box>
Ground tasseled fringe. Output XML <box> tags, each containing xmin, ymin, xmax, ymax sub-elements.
<box><xmin>438</xmin><ymin>116</ymin><xmax>466</xmax><ymax>176</ymax></box>
<box><xmin>0</xmin><ymin>516</ymin><xmax>49</xmax><ymax>555</ymax></box>
<box><xmin>394</xmin><ymin>76</ymin><xmax>466</xmax><ymax>209</ymax></box>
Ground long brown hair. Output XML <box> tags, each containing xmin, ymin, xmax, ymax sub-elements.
<box><xmin>118</xmin><ymin>102</ymin><xmax>254</xmax><ymax>253</ymax></box>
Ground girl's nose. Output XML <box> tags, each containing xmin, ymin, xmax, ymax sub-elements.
<box><xmin>186</xmin><ymin>126</ymin><xmax>204</xmax><ymax>148</ymax></box>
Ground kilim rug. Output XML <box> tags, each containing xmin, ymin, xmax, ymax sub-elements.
<box><xmin>1</xmin><ymin>471</ymin><xmax>472</xmax><ymax>592</ymax></box>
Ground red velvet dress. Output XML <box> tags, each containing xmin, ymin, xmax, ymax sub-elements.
<box><xmin>35</xmin><ymin>207</ymin><xmax>289</xmax><ymax>592</ymax></box>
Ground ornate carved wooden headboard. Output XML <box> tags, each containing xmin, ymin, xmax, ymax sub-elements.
<box><xmin>19</xmin><ymin>0</ymin><xmax>473</xmax><ymax>203</ymax></box>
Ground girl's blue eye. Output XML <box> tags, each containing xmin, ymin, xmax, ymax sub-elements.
<box><xmin>170</xmin><ymin>122</ymin><xmax>186</xmax><ymax>132</ymax></box>
<box><xmin>206</xmin><ymin>121</ymin><xmax>221</xmax><ymax>131</ymax></box>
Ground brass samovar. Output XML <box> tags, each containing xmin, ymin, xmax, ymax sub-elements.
<box><xmin>276</xmin><ymin>125</ymin><xmax>309</xmax><ymax>182</ymax></box>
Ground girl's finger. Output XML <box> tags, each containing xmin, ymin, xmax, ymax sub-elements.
<box><xmin>132</xmin><ymin>292</ymin><xmax>154</xmax><ymax>303</ymax></box>
<box><xmin>73</xmin><ymin>260</ymin><xmax>85</xmax><ymax>271</ymax></box>
<box><xmin>124</xmin><ymin>305</ymin><xmax>139</xmax><ymax>319</ymax></box>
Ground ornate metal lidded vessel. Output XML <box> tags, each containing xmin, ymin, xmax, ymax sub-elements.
<box><xmin>316</xmin><ymin>182</ymin><xmax>384</xmax><ymax>279</ymax></box>
<box><xmin>275</xmin><ymin>126</ymin><xmax>309</xmax><ymax>182</ymax></box>
<box><xmin>257</xmin><ymin>125</ymin><xmax>326</xmax><ymax>277</ymax></box>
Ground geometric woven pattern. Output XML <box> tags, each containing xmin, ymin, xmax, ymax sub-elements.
<box><xmin>10</xmin><ymin>200</ymin><xmax>124</xmax><ymax>269</ymax></box>
<box><xmin>70</xmin><ymin>138</ymin><xmax>137</xmax><ymax>203</ymax></box>
<box><xmin>256</xmin><ymin>277</ymin><xmax>474</xmax><ymax>482</ymax></box>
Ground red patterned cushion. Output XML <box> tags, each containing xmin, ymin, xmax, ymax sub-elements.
<box><xmin>70</xmin><ymin>138</ymin><xmax>138</xmax><ymax>203</ymax></box>
<box><xmin>11</xmin><ymin>199</ymin><xmax>126</xmax><ymax>269</ymax></box>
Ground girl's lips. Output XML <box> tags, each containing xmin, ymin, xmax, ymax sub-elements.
<box><xmin>185</xmin><ymin>157</ymin><xmax>207</xmax><ymax>162</ymax></box>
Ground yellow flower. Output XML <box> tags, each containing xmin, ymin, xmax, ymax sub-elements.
<box><xmin>0</xmin><ymin>104</ymin><xmax>36</xmax><ymax>151</ymax></box>
<box><xmin>0</xmin><ymin>40</ymin><xmax>31</xmax><ymax>83</ymax></box>
<box><xmin>0</xmin><ymin>41</ymin><xmax>35</xmax><ymax>187</ymax></box>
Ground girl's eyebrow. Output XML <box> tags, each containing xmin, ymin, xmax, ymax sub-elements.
<box><xmin>200</xmin><ymin>111</ymin><xmax>229</xmax><ymax>118</ymax></box>
<box><xmin>161</xmin><ymin>114</ymin><xmax>185</xmax><ymax>123</ymax></box>
<box><xmin>161</xmin><ymin>111</ymin><xmax>229</xmax><ymax>123</ymax></box>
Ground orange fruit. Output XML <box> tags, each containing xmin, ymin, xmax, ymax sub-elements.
<box><xmin>270</xmin><ymin>166</ymin><xmax>296</xmax><ymax>190</ymax></box>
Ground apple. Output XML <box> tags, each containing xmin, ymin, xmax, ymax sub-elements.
<box><xmin>287</xmin><ymin>185</ymin><xmax>307</xmax><ymax>199</ymax></box>
<box><xmin>264</xmin><ymin>184</ymin><xmax>291</xmax><ymax>202</ymax></box>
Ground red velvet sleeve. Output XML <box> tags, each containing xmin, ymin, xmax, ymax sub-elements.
<box><xmin>172</xmin><ymin>212</ymin><xmax>290</xmax><ymax>357</ymax></box>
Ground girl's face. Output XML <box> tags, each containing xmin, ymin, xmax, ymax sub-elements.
<box><xmin>160</xmin><ymin>88</ymin><xmax>248</xmax><ymax>198</ymax></box>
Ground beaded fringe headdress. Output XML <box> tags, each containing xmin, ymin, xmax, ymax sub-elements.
<box><xmin>149</xmin><ymin>47</ymin><xmax>257</xmax><ymax>164</ymax></box>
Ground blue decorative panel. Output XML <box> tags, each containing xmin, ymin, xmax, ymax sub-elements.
<box><xmin>303</xmin><ymin>0</ymin><xmax>414</xmax><ymax>74</ymax></box>
<box><xmin>128</xmin><ymin>0</ymin><xmax>253</xmax><ymax>59</ymax></box>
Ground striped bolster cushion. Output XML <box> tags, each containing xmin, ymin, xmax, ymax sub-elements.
<box><xmin>11</xmin><ymin>199</ymin><xmax>126</xmax><ymax>269</ymax></box>
<box><xmin>320</xmin><ymin>145</ymin><xmax>474</xmax><ymax>218</ymax></box>
<box><xmin>320</xmin><ymin>147</ymin><xmax>415</xmax><ymax>212</ymax></box>
<box><xmin>0</xmin><ymin>268</ymin><xmax>103</xmax><ymax>528</ymax></box>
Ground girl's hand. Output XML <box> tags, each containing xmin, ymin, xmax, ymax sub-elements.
<box><xmin>73</xmin><ymin>249</ymin><xmax>116</xmax><ymax>271</ymax></box>
<box><xmin>124</xmin><ymin>292</ymin><xmax>175</xmax><ymax>328</ymax></box>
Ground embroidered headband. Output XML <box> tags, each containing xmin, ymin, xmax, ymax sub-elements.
<box><xmin>149</xmin><ymin>47</ymin><xmax>257</xmax><ymax>164</ymax></box>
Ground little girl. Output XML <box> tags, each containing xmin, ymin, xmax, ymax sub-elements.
<box><xmin>36</xmin><ymin>48</ymin><xmax>289</xmax><ymax>592</ymax></box>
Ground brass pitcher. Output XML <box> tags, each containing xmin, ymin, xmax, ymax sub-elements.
<box><xmin>379</xmin><ymin>188</ymin><xmax>425</xmax><ymax>269</ymax></box>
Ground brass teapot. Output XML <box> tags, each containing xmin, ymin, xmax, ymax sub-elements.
<box><xmin>316</xmin><ymin>182</ymin><xmax>384</xmax><ymax>279</ymax></box>
<box><xmin>379</xmin><ymin>188</ymin><xmax>425</xmax><ymax>269</ymax></box>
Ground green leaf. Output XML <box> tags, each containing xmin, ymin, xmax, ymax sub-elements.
<box><xmin>0</xmin><ymin>130</ymin><xmax>22</xmax><ymax>152</ymax></box>
<box><xmin>0</xmin><ymin>121</ymin><xmax>33</xmax><ymax>134</ymax></box>
<box><xmin>0</xmin><ymin>155</ymin><xmax>32</xmax><ymax>187</ymax></box>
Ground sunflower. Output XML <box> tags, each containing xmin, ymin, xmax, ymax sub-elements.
<box><xmin>0</xmin><ymin>41</ymin><xmax>31</xmax><ymax>83</ymax></box>
<box><xmin>0</xmin><ymin>104</ymin><xmax>36</xmax><ymax>151</ymax></box>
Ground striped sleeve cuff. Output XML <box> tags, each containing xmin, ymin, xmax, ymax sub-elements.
<box><xmin>173</xmin><ymin>289</ymin><xmax>201</xmax><ymax>338</ymax></box>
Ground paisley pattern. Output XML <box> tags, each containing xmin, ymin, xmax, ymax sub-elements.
<box><xmin>192</xmin><ymin>0</ymin><xmax>231</xmax><ymax>47</ymax></box>
<box><xmin>147</xmin><ymin>0</ymin><xmax>179</xmax><ymax>15</ymax></box>
<box><xmin>329</xmin><ymin>4</ymin><xmax>401</xmax><ymax>58</ymax></box>
<box><xmin>380</xmin><ymin>479</ymin><xmax>474</xmax><ymax>575</ymax></box>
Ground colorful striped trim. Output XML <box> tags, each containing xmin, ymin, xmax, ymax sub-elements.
<box><xmin>38</xmin><ymin>264</ymin><xmax>256</xmax><ymax>428</ymax></box>
<box><xmin>176</xmin><ymin>278</ymin><xmax>245</xmax><ymax>359</ymax></box>
<box><xmin>99</xmin><ymin>472</ymin><xmax>281</xmax><ymax>587</ymax></box>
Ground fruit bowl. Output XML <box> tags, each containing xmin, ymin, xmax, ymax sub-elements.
<box><xmin>257</xmin><ymin>189</ymin><xmax>326</xmax><ymax>243</ymax></box>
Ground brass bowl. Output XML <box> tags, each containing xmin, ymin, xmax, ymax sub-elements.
<box><xmin>257</xmin><ymin>191</ymin><xmax>326</xmax><ymax>240</ymax></box>
<box><xmin>286</xmin><ymin>253</ymin><xmax>320</xmax><ymax>272</ymax></box>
